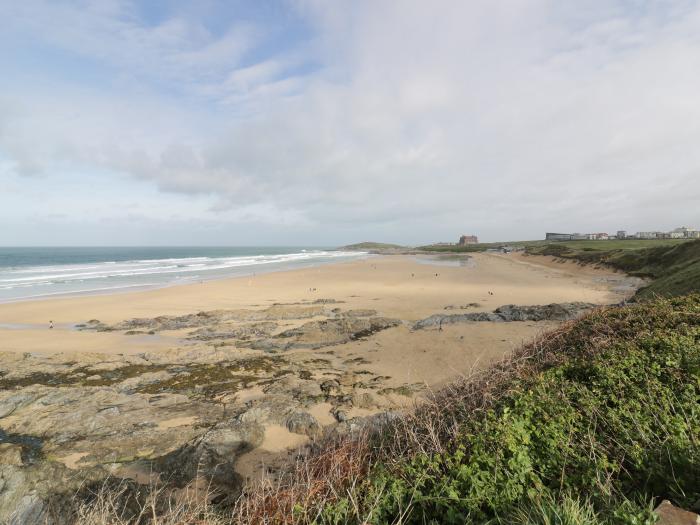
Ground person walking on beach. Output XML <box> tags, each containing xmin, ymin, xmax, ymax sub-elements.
<box><xmin>49</xmin><ymin>320</ymin><xmax>54</xmax><ymax>329</ymax></box>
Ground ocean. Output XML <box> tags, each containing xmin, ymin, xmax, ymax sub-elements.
<box><xmin>0</xmin><ymin>247</ymin><xmax>367</xmax><ymax>303</ymax></box>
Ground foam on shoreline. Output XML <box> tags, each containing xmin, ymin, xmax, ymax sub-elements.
<box><xmin>0</xmin><ymin>250</ymin><xmax>368</xmax><ymax>303</ymax></box>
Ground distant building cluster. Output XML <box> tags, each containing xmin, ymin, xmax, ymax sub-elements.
<box><xmin>546</xmin><ymin>227</ymin><xmax>700</xmax><ymax>241</ymax></box>
<box><xmin>435</xmin><ymin>235</ymin><xmax>480</xmax><ymax>247</ymax></box>
<box><xmin>458</xmin><ymin>235</ymin><xmax>479</xmax><ymax>245</ymax></box>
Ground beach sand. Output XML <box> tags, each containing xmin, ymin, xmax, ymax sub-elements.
<box><xmin>0</xmin><ymin>253</ymin><xmax>639</xmax><ymax>484</ymax></box>
<box><xmin>0</xmin><ymin>252</ymin><xmax>629</xmax><ymax>346</ymax></box>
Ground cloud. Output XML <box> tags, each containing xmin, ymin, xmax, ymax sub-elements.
<box><xmin>0</xmin><ymin>0</ymin><xmax>259</xmax><ymax>90</ymax></box>
<box><xmin>2</xmin><ymin>0</ymin><xmax>700</xmax><ymax>244</ymax></box>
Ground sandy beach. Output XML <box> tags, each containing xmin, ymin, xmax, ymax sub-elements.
<box><xmin>0</xmin><ymin>253</ymin><xmax>640</xmax><ymax>489</ymax></box>
<box><xmin>0</xmin><ymin>252</ymin><xmax>630</xmax><ymax>346</ymax></box>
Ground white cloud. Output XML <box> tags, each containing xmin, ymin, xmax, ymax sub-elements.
<box><xmin>2</xmin><ymin>0</ymin><xmax>700</xmax><ymax>245</ymax></box>
<box><xmin>0</xmin><ymin>0</ymin><xmax>258</xmax><ymax>89</ymax></box>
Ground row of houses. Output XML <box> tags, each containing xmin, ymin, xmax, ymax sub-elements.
<box><xmin>634</xmin><ymin>227</ymin><xmax>700</xmax><ymax>239</ymax></box>
<box><xmin>546</xmin><ymin>227</ymin><xmax>700</xmax><ymax>242</ymax></box>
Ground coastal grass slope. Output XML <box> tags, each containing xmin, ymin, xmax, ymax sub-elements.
<box><xmin>420</xmin><ymin>237</ymin><xmax>700</xmax><ymax>298</ymax></box>
<box><xmin>419</xmin><ymin>240</ymin><xmax>549</xmax><ymax>252</ymax></box>
<box><xmin>527</xmin><ymin>238</ymin><xmax>700</xmax><ymax>298</ymax></box>
<box><xmin>232</xmin><ymin>295</ymin><xmax>700</xmax><ymax>524</ymax></box>
<box><xmin>341</xmin><ymin>242</ymin><xmax>407</xmax><ymax>251</ymax></box>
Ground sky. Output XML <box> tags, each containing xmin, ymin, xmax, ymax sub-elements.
<box><xmin>1</xmin><ymin>0</ymin><xmax>700</xmax><ymax>246</ymax></box>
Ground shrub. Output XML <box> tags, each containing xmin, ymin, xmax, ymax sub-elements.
<box><xmin>316</xmin><ymin>295</ymin><xmax>700</xmax><ymax>524</ymax></box>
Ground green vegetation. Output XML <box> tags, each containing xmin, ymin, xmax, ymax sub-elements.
<box><xmin>527</xmin><ymin>238</ymin><xmax>700</xmax><ymax>298</ymax></box>
<box><xmin>421</xmin><ymin>238</ymin><xmax>700</xmax><ymax>298</ymax></box>
<box><xmin>490</xmin><ymin>492</ymin><xmax>650</xmax><ymax>525</ymax></box>
<box><xmin>341</xmin><ymin>242</ymin><xmax>406</xmax><ymax>251</ymax></box>
<box><xmin>274</xmin><ymin>295</ymin><xmax>700</xmax><ymax>524</ymax></box>
<box><xmin>531</xmin><ymin>239</ymin><xmax>688</xmax><ymax>252</ymax></box>
<box><xmin>420</xmin><ymin>240</ymin><xmax>548</xmax><ymax>252</ymax></box>
<box><xmin>0</xmin><ymin>357</ymin><xmax>281</xmax><ymax>398</ymax></box>
<box><xmin>420</xmin><ymin>238</ymin><xmax>687</xmax><ymax>254</ymax></box>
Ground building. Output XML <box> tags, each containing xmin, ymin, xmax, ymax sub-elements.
<box><xmin>458</xmin><ymin>235</ymin><xmax>479</xmax><ymax>245</ymax></box>
<box><xmin>545</xmin><ymin>233</ymin><xmax>574</xmax><ymax>241</ymax></box>
<box><xmin>545</xmin><ymin>227</ymin><xmax>697</xmax><ymax>242</ymax></box>
<box><xmin>636</xmin><ymin>232</ymin><xmax>661</xmax><ymax>239</ymax></box>
<box><xmin>672</xmin><ymin>226</ymin><xmax>698</xmax><ymax>238</ymax></box>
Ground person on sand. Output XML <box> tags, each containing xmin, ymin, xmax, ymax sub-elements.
<box><xmin>49</xmin><ymin>320</ymin><xmax>53</xmax><ymax>329</ymax></box>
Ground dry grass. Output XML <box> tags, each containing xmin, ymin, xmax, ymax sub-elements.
<box><xmin>231</xmin><ymin>433</ymin><xmax>375</xmax><ymax>524</ymax></box>
<box><xmin>72</xmin><ymin>478</ymin><xmax>231</xmax><ymax>525</ymax></box>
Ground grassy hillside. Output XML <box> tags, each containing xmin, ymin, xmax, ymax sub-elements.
<box><xmin>527</xmin><ymin>238</ymin><xmax>700</xmax><ymax>298</ymax></box>
<box><xmin>234</xmin><ymin>295</ymin><xmax>700</xmax><ymax>524</ymax></box>
<box><xmin>419</xmin><ymin>238</ymin><xmax>687</xmax><ymax>255</ymax></box>
<box><xmin>341</xmin><ymin>242</ymin><xmax>406</xmax><ymax>251</ymax></box>
<box><xmin>419</xmin><ymin>240</ymin><xmax>548</xmax><ymax>252</ymax></box>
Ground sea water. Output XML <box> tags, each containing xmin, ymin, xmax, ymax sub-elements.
<box><xmin>0</xmin><ymin>247</ymin><xmax>367</xmax><ymax>303</ymax></box>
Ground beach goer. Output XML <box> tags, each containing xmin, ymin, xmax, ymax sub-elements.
<box><xmin>49</xmin><ymin>320</ymin><xmax>54</xmax><ymax>329</ymax></box>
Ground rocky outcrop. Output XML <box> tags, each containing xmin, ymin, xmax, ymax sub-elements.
<box><xmin>413</xmin><ymin>302</ymin><xmax>597</xmax><ymax>330</ymax></box>
<box><xmin>0</xmin><ymin>462</ymin><xmax>117</xmax><ymax>525</ymax></box>
<box><xmin>444</xmin><ymin>302</ymin><xmax>481</xmax><ymax>310</ymax></box>
<box><xmin>79</xmin><ymin>305</ymin><xmax>327</xmax><ymax>333</ymax></box>
<box><xmin>285</xmin><ymin>411</ymin><xmax>321</xmax><ymax>437</ymax></box>
<box><xmin>334</xmin><ymin>309</ymin><xmax>378</xmax><ymax>318</ymax></box>
<box><xmin>493</xmin><ymin>303</ymin><xmax>596</xmax><ymax>321</ymax></box>
<box><xmin>0</xmin><ymin>303</ymin><xmax>416</xmax><ymax>520</ymax></box>
<box><xmin>654</xmin><ymin>500</ymin><xmax>700</xmax><ymax>525</ymax></box>
<box><xmin>187</xmin><ymin>321</ymin><xmax>277</xmax><ymax>341</ymax></box>
<box><xmin>324</xmin><ymin>411</ymin><xmax>402</xmax><ymax>440</ymax></box>
<box><xmin>152</xmin><ymin>418</ymin><xmax>264</xmax><ymax>499</ymax></box>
